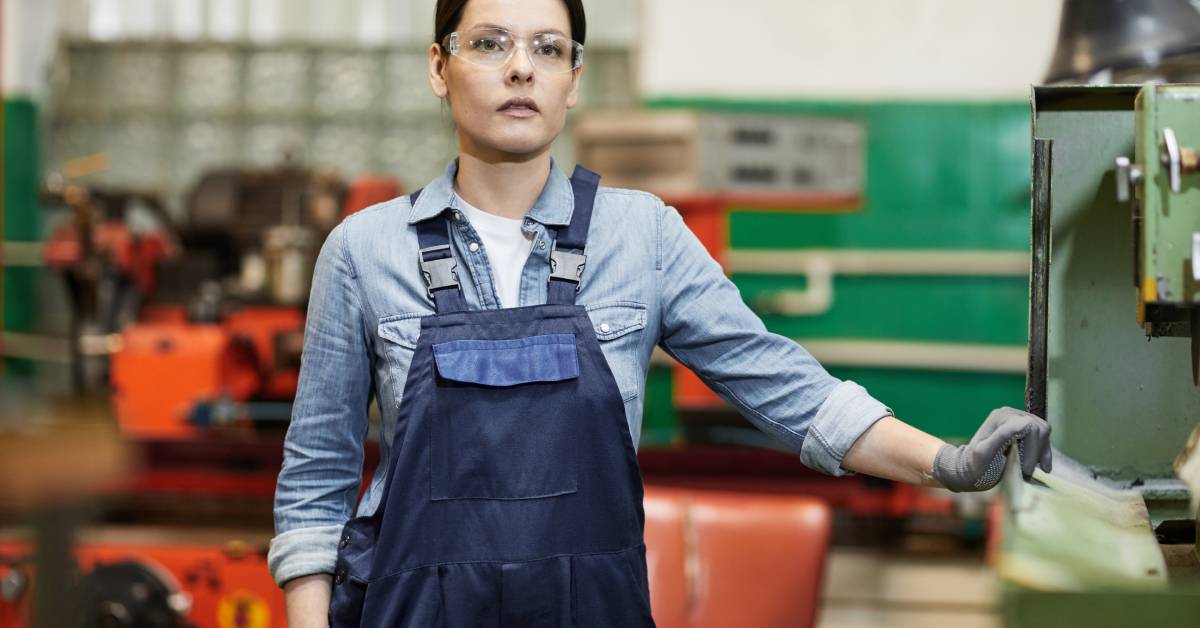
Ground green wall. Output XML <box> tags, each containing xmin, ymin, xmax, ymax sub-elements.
<box><xmin>3</xmin><ymin>98</ymin><xmax>42</xmax><ymax>375</ymax></box>
<box><xmin>643</xmin><ymin>99</ymin><xmax>1031</xmax><ymax>443</ymax></box>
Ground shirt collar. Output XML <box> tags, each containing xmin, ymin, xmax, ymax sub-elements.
<box><xmin>406</xmin><ymin>156</ymin><xmax>576</xmax><ymax>227</ymax></box>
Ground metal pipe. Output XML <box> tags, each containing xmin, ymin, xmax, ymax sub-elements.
<box><xmin>728</xmin><ymin>248</ymin><xmax>1028</xmax><ymax>316</ymax></box>
<box><xmin>0</xmin><ymin>240</ymin><xmax>42</xmax><ymax>266</ymax></box>
<box><xmin>0</xmin><ymin>332</ymin><xmax>120</xmax><ymax>363</ymax></box>
<box><xmin>1027</xmin><ymin>138</ymin><xmax>1053</xmax><ymax>416</ymax></box>
<box><xmin>727</xmin><ymin>248</ymin><xmax>1029</xmax><ymax>276</ymax></box>
<box><xmin>653</xmin><ymin>339</ymin><xmax>1027</xmax><ymax>374</ymax></box>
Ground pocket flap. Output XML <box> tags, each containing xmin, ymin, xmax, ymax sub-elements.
<box><xmin>585</xmin><ymin>301</ymin><xmax>648</xmax><ymax>341</ymax></box>
<box><xmin>377</xmin><ymin>314</ymin><xmax>423</xmax><ymax>349</ymax></box>
<box><xmin>432</xmin><ymin>334</ymin><xmax>579</xmax><ymax>387</ymax></box>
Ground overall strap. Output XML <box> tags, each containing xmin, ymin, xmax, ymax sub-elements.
<box><xmin>411</xmin><ymin>188</ymin><xmax>468</xmax><ymax>314</ymax></box>
<box><xmin>547</xmin><ymin>166</ymin><xmax>601</xmax><ymax>305</ymax></box>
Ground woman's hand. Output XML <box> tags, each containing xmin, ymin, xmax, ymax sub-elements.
<box><xmin>931</xmin><ymin>406</ymin><xmax>1052</xmax><ymax>492</ymax></box>
<box><xmin>283</xmin><ymin>573</ymin><xmax>333</xmax><ymax>628</ymax></box>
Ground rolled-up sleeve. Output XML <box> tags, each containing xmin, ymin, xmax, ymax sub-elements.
<box><xmin>268</xmin><ymin>220</ymin><xmax>373</xmax><ymax>587</ymax></box>
<box><xmin>654</xmin><ymin>201</ymin><xmax>892</xmax><ymax>476</ymax></box>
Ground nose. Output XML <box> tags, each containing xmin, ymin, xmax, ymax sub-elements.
<box><xmin>506</xmin><ymin>44</ymin><xmax>535</xmax><ymax>84</ymax></box>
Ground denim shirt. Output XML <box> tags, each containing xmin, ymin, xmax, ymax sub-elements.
<box><xmin>268</xmin><ymin>157</ymin><xmax>893</xmax><ymax>587</ymax></box>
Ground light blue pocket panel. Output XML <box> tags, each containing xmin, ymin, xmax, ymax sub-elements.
<box><xmin>432</xmin><ymin>334</ymin><xmax>580</xmax><ymax>387</ymax></box>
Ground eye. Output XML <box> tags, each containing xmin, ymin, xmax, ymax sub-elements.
<box><xmin>533</xmin><ymin>36</ymin><xmax>565</xmax><ymax>57</ymax></box>
<box><xmin>472</xmin><ymin>38</ymin><xmax>500</xmax><ymax>51</ymax></box>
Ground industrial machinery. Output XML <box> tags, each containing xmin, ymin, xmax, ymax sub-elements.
<box><xmin>1046</xmin><ymin>0</ymin><xmax>1200</xmax><ymax>84</ymax></box>
<box><xmin>0</xmin><ymin>167</ymin><xmax>408</xmax><ymax>627</ymax></box>
<box><xmin>107</xmin><ymin>165</ymin><xmax>347</xmax><ymax>439</ymax></box>
<box><xmin>41</xmin><ymin>183</ymin><xmax>178</xmax><ymax>394</ymax></box>
<box><xmin>995</xmin><ymin>84</ymin><xmax>1200</xmax><ymax>626</ymax></box>
<box><xmin>1114</xmin><ymin>85</ymin><xmax>1200</xmax><ymax>385</ymax></box>
<box><xmin>0</xmin><ymin>534</ymin><xmax>284</xmax><ymax>627</ymax></box>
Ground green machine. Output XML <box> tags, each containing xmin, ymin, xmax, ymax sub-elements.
<box><xmin>998</xmin><ymin>84</ymin><xmax>1200</xmax><ymax>627</ymax></box>
<box><xmin>1119</xmin><ymin>86</ymin><xmax>1200</xmax><ymax>385</ymax></box>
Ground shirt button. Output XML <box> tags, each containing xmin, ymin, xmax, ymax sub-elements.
<box><xmin>468</xmin><ymin>242</ymin><xmax>480</xmax><ymax>252</ymax></box>
<box><xmin>453</xmin><ymin>211</ymin><xmax>462</xmax><ymax>221</ymax></box>
<box><xmin>538</xmin><ymin>240</ymin><xmax>547</xmax><ymax>250</ymax></box>
<box><xmin>599</xmin><ymin>323</ymin><xmax>611</xmax><ymax>333</ymax></box>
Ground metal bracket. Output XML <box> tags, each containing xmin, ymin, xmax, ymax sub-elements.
<box><xmin>1163</xmin><ymin>127</ymin><xmax>1183</xmax><ymax>193</ymax></box>
<box><xmin>419</xmin><ymin>244</ymin><xmax>459</xmax><ymax>299</ymax></box>
<box><xmin>1115</xmin><ymin>156</ymin><xmax>1142</xmax><ymax>202</ymax></box>
<box><xmin>549</xmin><ymin>246</ymin><xmax>586</xmax><ymax>291</ymax></box>
<box><xmin>1193</xmin><ymin>232</ymin><xmax>1200</xmax><ymax>282</ymax></box>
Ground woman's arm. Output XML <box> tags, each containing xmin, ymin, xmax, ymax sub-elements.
<box><xmin>841</xmin><ymin>415</ymin><xmax>945</xmax><ymax>485</ymax></box>
<box><xmin>270</xmin><ymin>220</ymin><xmax>374</xmax><ymax>624</ymax></box>
<box><xmin>284</xmin><ymin>574</ymin><xmax>333</xmax><ymax>628</ymax></box>
<box><xmin>843</xmin><ymin>407</ymin><xmax>1052</xmax><ymax>491</ymax></box>
<box><xmin>654</xmin><ymin>199</ymin><xmax>892</xmax><ymax>476</ymax></box>
<box><xmin>653</xmin><ymin>197</ymin><xmax>1051</xmax><ymax>488</ymax></box>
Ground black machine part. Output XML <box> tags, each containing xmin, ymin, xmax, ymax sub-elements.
<box><xmin>1046</xmin><ymin>0</ymin><xmax>1200</xmax><ymax>83</ymax></box>
<box><xmin>73</xmin><ymin>561</ymin><xmax>190</xmax><ymax>628</ymax></box>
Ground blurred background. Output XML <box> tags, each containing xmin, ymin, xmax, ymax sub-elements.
<box><xmin>2</xmin><ymin>1</ymin><xmax>1199</xmax><ymax>627</ymax></box>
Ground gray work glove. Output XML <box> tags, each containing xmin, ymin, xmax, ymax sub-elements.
<box><xmin>931</xmin><ymin>407</ymin><xmax>1052</xmax><ymax>492</ymax></box>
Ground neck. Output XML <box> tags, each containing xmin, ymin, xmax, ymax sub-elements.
<box><xmin>454</xmin><ymin>147</ymin><xmax>552</xmax><ymax>220</ymax></box>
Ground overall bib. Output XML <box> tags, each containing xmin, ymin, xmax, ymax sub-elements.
<box><xmin>329</xmin><ymin>166</ymin><xmax>655</xmax><ymax>627</ymax></box>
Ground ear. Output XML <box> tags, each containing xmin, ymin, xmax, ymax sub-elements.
<box><xmin>428</xmin><ymin>43</ymin><xmax>449</xmax><ymax>99</ymax></box>
<box><xmin>565</xmin><ymin>64</ymin><xmax>584</xmax><ymax>110</ymax></box>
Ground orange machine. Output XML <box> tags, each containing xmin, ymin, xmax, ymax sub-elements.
<box><xmin>111</xmin><ymin>307</ymin><xmax>303</xmax><ymax>439</ymax></box>
<box><xmin>0</xmin><ymin>533</ymin><xmax>284</xmax><ymax>627</ymax></box>
<box><xmin>96</xmin><ymin>167</ymin><xmax>401</xmax><ymax>439</ymax></box>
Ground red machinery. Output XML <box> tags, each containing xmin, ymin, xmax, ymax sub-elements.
<box><xmin>4</xmin><ymin>169</ymin><xmax>402</xmax><ymax>627</ymax></box>
<box><xmin>101</xmin><ymin>168</ymin><xmax>408</xmax><ymax>439</ymax></box>
<box><xmin>74</xmin><ymin>167</ymin><xmax>343</xmax><ymax>439</ymax></box>
<box><xmin>0</xmin><ymin>534</ymin><xmax>284</xmax><ymax>627</ymax></box>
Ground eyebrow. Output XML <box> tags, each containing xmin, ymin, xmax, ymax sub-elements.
<box><xmin>470</xmin><ymin>22</ymin><xmax>569</xmax><ymax>38</ymax></box>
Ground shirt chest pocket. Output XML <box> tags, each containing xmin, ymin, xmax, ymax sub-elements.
<box><xmin>585</xmin><ymin>301</ymin><xmax>648</xmax><ymax>404</ymax></box>
<box><xmin>376</xmin><ymin>313</ymin><xmax>424</xmax><ymax>413</ymax></box>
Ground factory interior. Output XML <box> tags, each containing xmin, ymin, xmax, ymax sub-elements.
<box><xmin>3</xmin><ymin>0</ymin><xmax>1200</xmax><ymax>626</ymax></box>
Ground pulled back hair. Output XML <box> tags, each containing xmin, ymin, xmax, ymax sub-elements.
<box><xmin>434</xmin><ymin>0</ymin><xmax>588</xmax><ymax>46</ymax></box>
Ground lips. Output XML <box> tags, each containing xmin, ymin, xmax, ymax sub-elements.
<box><xmin>498</xmin><ymin>97</ymin><xmax>539</xmax><ymax>113</ymax></box>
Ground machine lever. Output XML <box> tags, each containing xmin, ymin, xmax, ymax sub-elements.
<box><xmin>1194</xmin><ymin>233</ymin><xmax>1200</xmax><ymax>282</ymax></box>
<box><xmin>1163</xmin><ymin>128</ymin><xmax>1182</xmax><ymax>193</ymax></box>
<box><xmin>1114</xmin><ymin>156</ymin><xmax>1142</xmax><ymax>202</ymax></box>
<box><xmin>1160</xmin><ymin>127</ymin><xmax>1199</xmax><ymax>193</ymax></box>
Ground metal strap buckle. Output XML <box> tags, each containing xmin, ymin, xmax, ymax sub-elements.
<box><xmin>419</xmin><ymin>244</ymin><xmax>459</xmax><ymax>299</ymax></box>
<box><xmin>549</xmin><ymin>245</ymin><xmax>586</xmax><ymax>292</ymax></box>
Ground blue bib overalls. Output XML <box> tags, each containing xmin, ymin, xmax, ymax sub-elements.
<box><xmin>329</xmin><ymin>166</ymin><xmax>656</xmax><ymax>627</ymax></box>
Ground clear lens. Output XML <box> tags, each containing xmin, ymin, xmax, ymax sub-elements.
<box><xmin>449</xmin><ymin>28</ymin><xmax>582</xmax><ymax>73</ymax></box>
<box><xmin>463</xmin><ymin>28</ymin><xmax>513</xmax><ymax>63</ymax></box>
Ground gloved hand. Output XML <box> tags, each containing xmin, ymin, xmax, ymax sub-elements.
<box><xmin>931</xmin><ymin>407</ymin><xmax>1052</xmax><ymax>492</ymax></box>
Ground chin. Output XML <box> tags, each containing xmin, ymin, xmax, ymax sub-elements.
<box><xmin>481</xmin><ymin>131</ymin><xmax>556</xmax><ymax>158</ymax></box>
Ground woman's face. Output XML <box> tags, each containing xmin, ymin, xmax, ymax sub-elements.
<box><xmin>428</xmin><ymin>0</ymin><xmax>582</xmax><ymax>160</ymax></box>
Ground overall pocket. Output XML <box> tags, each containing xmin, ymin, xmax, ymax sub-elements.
<box><xmin>429</xmin><ymin>333</ymin><xmax>581</xmax><ymax>501</ymax></box>
<box><xmin>328</xmin><ymin>516</ymin><xmax>378</xmax><ymax>627</ymax></box>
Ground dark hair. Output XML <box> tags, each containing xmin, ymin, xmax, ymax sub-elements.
<box><xmin>434</xmin><ymin>0</ymin><xmax>587</xmax><ymax>46</ymax></box>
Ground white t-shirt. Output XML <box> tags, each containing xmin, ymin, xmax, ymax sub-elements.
<box><xmin>454</xmin><ymin>191</ymin><xmax>536</xmax><ymax>308</ymax></box>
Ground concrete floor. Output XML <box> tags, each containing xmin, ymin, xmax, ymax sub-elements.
<box><xmin>818</xmin><ymin>548</ymin><xmax>998</xmax><ymax>628</ymax></box>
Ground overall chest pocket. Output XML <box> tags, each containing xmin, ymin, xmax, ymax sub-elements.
<box><xmin>429</xmin><ymin>333</ymin><xmax>582</xmax><ymax>501</ymax></box>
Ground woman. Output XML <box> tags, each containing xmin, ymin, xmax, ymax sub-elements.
<box><xmin>270</xmin><ymin>0</ymin><xmax>1052</xmax><ymax>625</ymax></box>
